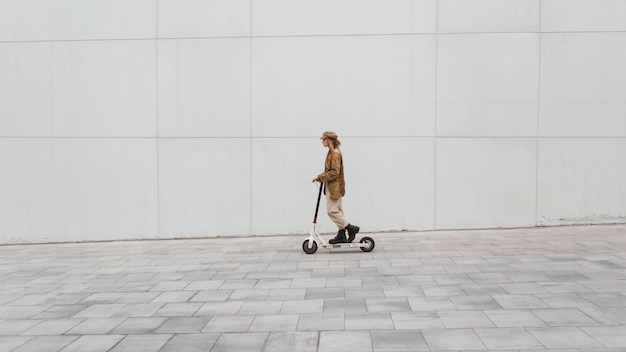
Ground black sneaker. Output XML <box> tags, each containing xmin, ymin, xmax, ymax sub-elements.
<box><xmin>329</xmin><ymin>229</ymin><xmax>347</xmax><ymax>244</ymax></box>
<box><xmin>346</xmin><ymin>224</ymin><xmax>360</xmax><ymax>243</ymax></box>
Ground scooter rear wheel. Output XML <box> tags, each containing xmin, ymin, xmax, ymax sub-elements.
<box><xmin>359</xmin><ymin>237</ymin><xmax>375</xmax><ymax>252</ymax></box>
<box><xmin>302</xmin><ymin>239</ymin><xmax>318</xmax><ymax>254</ymax></box>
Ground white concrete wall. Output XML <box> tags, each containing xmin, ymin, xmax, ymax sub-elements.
<box><xmin>1</xmin><ymin>0</ymin><xmax>625</xmax><ymax>243</ymax></box>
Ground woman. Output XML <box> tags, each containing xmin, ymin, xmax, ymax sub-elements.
<box><xmin>312</xmin><ymin>131</ymin><xmax>360</xmax><ymax>244</ymax></box>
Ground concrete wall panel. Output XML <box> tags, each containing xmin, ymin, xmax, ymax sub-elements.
<box><xmin>439</xmin><ymin>0</ymin><xmax>539</xmax><ymax>33</ymax></box>
<box><xmin>537</xmin><ymin>139</ymin><xmax>626</xmax><ymax>225</ymax></box>
<box><xmin>540</xmin><ymin>33</ymin><xmax>626</xmax><ymax>137</ymax></box>
<box><xmin>158</xmin><ymin>0</ymin><xmax>250</xmax><ymax>38</ymax></box>
<box><xmin>436</xmin><ymin>138</ymin><xmax>537</xmax><ymax>229</ymax></box>
<box><xmin>542</xmin><ymin>0</ymin><xmax>626</xmax><ymax>32</ymax></box>
<box><xmin>0</xmin><ymin>0</ymin><xmax>156</xmax><ymax>41</ymax></box>
<box><xmin>158</xmin><ymin>138</ymin><xmax>251</xmax><ymax>237</ymax></box>
<box><xmin>158</xmin><ymin>38</ymin><xmax>250</xmax><ymax>137</ymax></box>
<box><xmin>251</xmin><ymin>35</ymin><xmax>436</xmax><ymax>137</ymax></box>
<box><xmin>251</xmin><ymin>138</ymin><xmax>320</xmax><ymax>234</ymax></box>
<box><xmin>0</xmin><ymin>41</ymin><xmax>157</xmax><ymax>137</ymax></box>
<box><xmin>252</xmin><ymin>0</ymin><xmax>436</xmax><ymax>36</ymax></box>
<box><xmin>346</xmin><ymin>137</ymin><xmax>436</xmax><ymax>232</ymax></box>
<box><xmin>437</xmin><ymin>34</ymin><xmax>540</xmax><ymax>137</ymax></box>
<box><xmin>0</xmin><ymin>138</ymin><xmax>158</xmax><ymax>243</ymax></box>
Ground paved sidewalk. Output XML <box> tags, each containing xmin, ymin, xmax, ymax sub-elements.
<box><xmin>1</xmin><ymin>224</ymin><xmax>626</xmax><ymax>352</ymax></box>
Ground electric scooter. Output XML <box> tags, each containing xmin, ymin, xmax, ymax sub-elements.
<box><xmin>302</xmin><ymin>182</ymin><xmax>375</xmax><ymax>254</ymax></box>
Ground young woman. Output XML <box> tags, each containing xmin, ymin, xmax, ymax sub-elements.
<box><xmin>312</xmin><ymin>131</ymin><xmax>359</xmax><ymax>244</ymax></box>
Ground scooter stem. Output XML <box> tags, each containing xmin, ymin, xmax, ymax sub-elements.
<box><xmin>313</xmin><ymin>182</ymin><xmax>323</xmax><ymax>224</ymax></box>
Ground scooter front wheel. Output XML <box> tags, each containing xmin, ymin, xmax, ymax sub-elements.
<box><xmin>302</xmin><ymin>239</ymin><xmax>318</xmax><ymax>254</ymax></box>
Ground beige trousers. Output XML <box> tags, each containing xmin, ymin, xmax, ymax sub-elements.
<box><xmin>326</xmin><ymin>191</ymin><xmax>349</xmax><ymax>229</ymax></box>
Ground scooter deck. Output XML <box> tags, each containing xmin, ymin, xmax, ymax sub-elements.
<box><xmin>321</xmin><ymin>242</ymin><xmax>367</xmax><ymax>249</ymax></box>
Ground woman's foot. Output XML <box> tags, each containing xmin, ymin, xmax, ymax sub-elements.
<box><xmin>346</xmin><ymin>224</ymin><xmax>360</xmax><ymax>242</ymax></box>
<box><xmin>329</xmin><ymin>229</ymin><xmax>347</xmax><ymax>244</ymax></box>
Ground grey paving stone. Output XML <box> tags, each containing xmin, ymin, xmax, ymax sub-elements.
<box><xmin>434</xmin><ymin>285</ymin><xmax>479</xmax><ymax>299</ymax></box>
<box><xmin>33</xmin><ymin>304</ymin><xmax>89</xmax><ymax>320</ymax></box>
<box><xmin>159</xmin><ymin>333</ymin><xmax>220</xmax><ymax>352</ymax></box>
<box><xmin>318</xmin><ymin>331</ymin><xmax>372</xmax><ymax>352</ymax></box>
<box><xmin>203</xmin><ymin>315</ymin><xmax>255</xmax><ymax>333</ymax></box>
<box><xmin>263</xmin><ymin>331</ymin><xmax>318</xmax><ymax>352</ymax></box>
<box><xmin>60</xmin><ymin>334</ymin><xmax>124</xmax><ymax>352</ymax></box>
<box><xmin>154</xmin><ymin>302</ymin><xmax>203</xmax><ymax>316</ymax></box>
<box><xmin>239</xmin><ymin>301</ymin><xmax>283</xmax><ymax>315</ymax></box>
<box><xmin>0</xmin><ymin>319</ymin><xmax>42</xmax><ymax>335</ymax></box>
<box><xmin>12</xmin><ymin>335</ymin><xmax>77</xmax><ymax>352</ymax></box>
<box><xmin>540</xmin><ymin>281</ymin><xmax>594</xmax><ymax>293</ymax></box>
<box><xmin>280</xmin><ymin>299</ymin><xmax>323</xmax><ymax>314</ymax></box>
<box><xmin>110</xmin><ymin>317</ymin><xmax>167</xmax><ymax>334</ymax></box>
<box><xmin>266</xmin><ymin>288</ymin><xmax>307</xmax><ymax>301</ymax></box>
<box><xmin>22</xmin><ymin>319</ymin><xmax>83</xmax><ymax>335</ymax></box>
<box><xmin>578</xmin><ymin>292</ymin><xmax>626</xmax><ymax>307</ymax></box>
<box><xmin>196</xmin><ymin>301</ymin><xmax>243</xmax><ymax>315</ymax></box>
<box><xmin>81</xmin><ymin>293</ymin><xmax>125</xmax><ymax>304</ymax></box>
<box><xmin>451</xmin><ymin>295</ymin><xmax>503</xmax><ymax>310</ymax></box>
<box><xmin>345</xmin><ymin>286</ymin><xmax>385</xmax><ymax>299</ymax></box>
<box><xmin>191</xmin><ymin>289</ymin><xmax>233</xmax><ymax>302</ymax></box>
<box><xmin>578</xmin><ymin>306</ymin><xmax>626</xmax><ymax>325</ymax></box>
<box><xmin>371</xmin><ymin>329</ymin><xmax>429</xmax><ymax>351</ymax></box>
<box><xmin>492</xmin><ymin>294</ymin><xmax>548</xmax><ymax>309</ymax></box>
<box><xmin>115</xmin><ymin>292</ymin><xmax>160</xmax><ymax>304</ymax></box>
<box><xmin>326</xmin><ymin>276</ymin><xmax>362</xmax><ymax>288</ymax></box>
<box><xmin>532</xmin><ymin>308</ymin><xmax>600</xmax><ymax>326</ymax></box>
<box><xmin>155</xmin><ymin>316</ymin><xmax>210</xmax><ymax>333</ymax></box>
<box><xmin>366</xmin><ymin>297</ymin><xmax>412</xmax><ymax>312</ymax></box>
<box><xmin>390</xmin><ymin>311</ymin><xmax>444</xmax><ymax>329</ymax></box>
<box><xmin>397</xmin><ymin>274</ymin><xmax>437</xmax><ymax>285</ymax></box>
<box><xmin>527</xmin><ymin>327</ymin><xmax>605</xmax><ymax>349</ymax></box>
<box><xmin>475</xmin><ymin>327</ymin><xmax>544</xmax><ymax>350</ymax></box>
<box><xmin>483</xmin><ymin>309</ymin><xmax>547</xmax><ymax>328</ymax></box>
<box><xmin>422</xmin><ymin>328</ymin><xmax>486</xmax><ymax>350</ymax></box>
<box><xmin>305</xmin><ymin>287</ymin><xmax>345</xmax><ymax>300</ymax></box>
<box><xmin>109</xmin><ymin>334</ymin><xmax>171</xmax><ymax>352</ymax></box>
<box><xmin>73</xmin><ymin>304</ymin><xmax>126</xmax><ymax>318</ymax></box>
<box><xmin>407</xmin><ymin>296</ymin><xmax>456</xmax><ymax>312</ymax></box>
<box><xmin>229</xmin><ymin>289</ymin><xmax>270</xmax><ymax>301</ymax></box>
<box><xmin>249</xmin><ymin>314</ymin><xmax>299</xmax><ymax>332</ymax></box>
<box><xmin>504</xmin><ymin>272</ymin><xmax>551</xmax><ymax>282</ymax></box>
<box><xmin>500</xmin><ymin>282</ymin><xmax>551</xmax><ymax>294</ymax></box>
<box><xmin>345</xmin><ymin>312</ymin><xmax>394</xmax><ymax>330</ymax></box>
<box><xmin>432</xmin><ymin>273</ymin><xmax>476</xmax><ymax>285</ymax></box>
<box><xmin>382</xmin><ymin>286</ymin><xmax>425</xmax><ymax>298</ymax></box>
<box><xmin>290</xmin><ymin>278</ymin><xmax>326</xmax><ymax>288</ymax></box>
<box><xmin>438</xmin><ymin>310</ymin><xmax>495</xmax><ymax>328</ymax></box>
<box><xmin>66</xmin><ymin>318</ymin><xmax>125</xmax><ymax>335</ymax></box>
<box><xmin>254</xmin><ymin>279</ymin><xmax>292</xmax><ymax>289</ymax></box>
<box><xmin>541</xmin><ymin>271</ymin><xmax>591</xmax><ymax>282</ymax></box>
<box><xmin>2</xmin><ymin>305</ymin><xmax>51</xmax><ymax>320</ymax></box>
<box><xmin>581</xmin><ymin>326</ymin><xmax>626</xmax><ymax>348</ymax></box>
<box><xmin>323</xmin><ymin>298</ymin><xmax>366</xmax><ymax>313</ymax></box>
<box><xmin>210</xmin><ymin>332</ymin><xmax>268</xmax><ymax>352</ymax></box>
<box><xmin>112</xmin><ymin>302</ymin><xmax>164</xmax><ymax>317</ymax></box>
<box><xmin>151</xmin><ymin>291</ymin><xmax>196</xmax><ymax>303</ymax></box>
<box><xmin>0</xmin><ymin>336</ymin><xmax>32</xmax><ymax>351</ymax></box>
<box><xmin>297</xmin><ymin>313</ymin><xmax>344</xmax><ymax>331</ymax></box>
<box><xmin>185</xmin><ymin>280</ymin><xmax>224</xmax><ymax>290</ymax></box>
<box><xmin>460</xmin><ymin>283</ymin><xmax>507</xmax><ymax>295</ymax></box>
<box><xmin>8</xmin><ymin>294</ymin><xmax>56</xmax><ymax>306</ymax></box>
<box><xmin>535</xmin><ymin>293</ymin><xmax>597</xmax><ymax>308</ymax></box>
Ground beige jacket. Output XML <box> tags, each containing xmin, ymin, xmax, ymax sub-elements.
<box><xmin>317</xmin><ymin>148</ymin><xmax>345</xmax><ymax>199</ymax></box>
